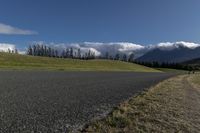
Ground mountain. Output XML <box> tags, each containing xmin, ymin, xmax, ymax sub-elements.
<box><xmin>2</xmin><ymin>41</ymin><xmax>200</xmax><ymax>60</ymax></box>
<box><xmin>31</xmin><ymin>41</ymin><xmax>200</xmax><ymax>60</ymax></box>
<box><xmin>182</xmin><ymin>57</ymin><xmax>200</xmax><ymax>70</ymax></box>
<box><xmin>136</xmin><ymin>46</ymin><xmax>200</xmax><ymax>63</ymax></box>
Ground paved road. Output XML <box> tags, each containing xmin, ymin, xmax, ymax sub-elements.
<box><xmin>0</xmin><ymin>71</ymin><xmax>175</xmax><ymax>132</ymax></box>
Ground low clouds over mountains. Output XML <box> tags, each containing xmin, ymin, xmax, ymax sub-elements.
<box><xmin>1</xmin><ymin>41</ymin><xmax>200</xmax><ymax>62</ymax></box>
<box><xmin>30</xmin><ymin>41</ymin><xmax>200</xmax><ymax>58</ymax></box>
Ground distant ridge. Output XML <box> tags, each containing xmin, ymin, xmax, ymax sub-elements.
<box><xmin>182</xmin><ymin>58</ymin><xmax>200</xmax><ymax>65</ymax></box>
<box><xmin>136</xmin><ymin>46</ymin><xmax>200</xmax><ymax>63</ymax></box>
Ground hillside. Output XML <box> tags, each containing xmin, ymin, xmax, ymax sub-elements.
<box><xmin>183</xmin><ymin>58</ymin><xmax>200</xmax><ymax>65</ymax></box>
<box><xmin>0</xmin><ymin>53</ymin><xmax>160</xmax><ymax>72</ymax></box>
<box><xmin>182</xmin><ymin>58</ymin><xmax>200</xmax><ymax>70</ymax></box>
<box><xmin>136</xmin><ymin>46</ymin><xmax>200</xmax><ymax>63</ymax></box>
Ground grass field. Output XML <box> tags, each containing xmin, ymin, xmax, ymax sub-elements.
<box><xmin>0</xmin><ymin>53</ymin><xmax>160</xmax><ymax>72</ymax></box>
<box><xmin>156</xmin><ymin>68</ymin><xmax>188</xmax><ymax>73</ymax></box>
<box><xmin>82</xmin><ymin>74</ymin><xmax>200</xmax><ymax>132</ymax></box>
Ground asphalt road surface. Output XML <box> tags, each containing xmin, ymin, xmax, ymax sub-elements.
<box><xmin>0</xmin><ymin>71</ymin><xmax>175</xmax><ymax>132</ymax></box>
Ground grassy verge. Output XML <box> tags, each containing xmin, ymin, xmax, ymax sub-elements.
<box><xmin>0</xmin><ymin>53</ymin><xmax>160</xmax><ymax>72</ymax></box>
<box><xmin>155</xmin><ymin>68</ymin><xmax>188</xmax><ymax>74</ymax></box>
<box><xmin>82</xmin><ymin>74</ymin><xmax>200</xmax><ymax>132</ymax></box>
<box><xmin>190</xmin><ymin>73</ymin><xmax>200</xmax><ymax>86</ymax></box>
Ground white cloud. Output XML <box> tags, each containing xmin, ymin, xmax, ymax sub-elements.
<box><xmin>0</xmin><ymin>43</ymin><xmax>15</xmax><ymax>52</ymax></box>
<box><xmin>0</xmin><ymin>43</ymin><xmax>26</xmax><ymax>54</ymax></box>
<box><xmin>110</xmin><ymin>42</ymin><xmax>144</xmax><ymax>53</ymax></box>
<box><xmin>0</xmin><ymin>23</ymin><xmax>37</xmax><ymax>35</ymax></box>
<box><xmin>29</xmin><ymin>41</ymin><xmax>200</xmax><ymax>58</ymax></box>
<box><xmin>174</xmin><ymin>41</ymin><xmax>200</xmax><ymax>49</ymax></box>
<box><xmin>29</xmin><ymin>42</ymin><xmax>145</xmax><ymax>58</ymax></box>
<box><xmin>80</xmin><ymin>47</ymin><xmax>101</xmax><ymax>56</ymax></box>
<box><xmin>148</xmin><ymin>41</ymin><xmax>200</xmax><ymax>51</ymax></box>
<box><xmin>81</xmin><ymin>42</ymin><xmax>144</xmax><ymax>56</ymax></box>
<box><xmin>2</xmin><ymin>41</ymin><xmax>199</xmax><ymax>58</ymax></box>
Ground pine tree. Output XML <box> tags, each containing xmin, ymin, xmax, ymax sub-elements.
<box><xmin>77</xmin><ymin>48</ymin><xmax>81</xmax><ymax>59</ymax></box>
<box><xmin>128</xmin><ymin>53</ymin><xmax>134</xmax><ymax>62</ymax></box>
<box><xmin>115</xmin><ymin>53</ymin><xmax>120</xmax><ymax>60</ymax></box>
<box><xmin>123</xmin><ymin>54</ymin><xmax>127</xmax><ymax>61</ymax></box>
<box><xmin>105</xmin><ymin>52</ymin><xmax>109</xmax><ymax>59</ymax></box>
<box><xmin>15</xmin><ymin>49</ymin><xmax>18</xmax><ymax>54</ymax></box>
<box><xmin>27</xmin><ymin>45</ymin><xmax>33</xmax><ymax>55</ymax></box>
<box><xmin>70</xmin><ymin>47</ymin><xmax>73</xmax><ymax>58</ymax></box>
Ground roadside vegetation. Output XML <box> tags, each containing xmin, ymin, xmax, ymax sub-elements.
<box><xmin>135</xmin><ymin>60</ymin><xmax>199</xmax><ymax>72</ymax></box>
<box><xmin>82</xmin><ymin>74</ymin><xmax>200</xmax><ymax>133</ymax></box>
<box><xmin>0</xmin><ymin>52</ymin><xmax>159</xmax><ymax>72</ymax></box>
<box><xmin>155</xmin><ymin>68</ymin><xmax>188</xmax><ymax>74</ymax></box>
<box><xmin>189</xmin><ymin>73</ymin><xmax>200</xmax><ymax>86</ymax></box>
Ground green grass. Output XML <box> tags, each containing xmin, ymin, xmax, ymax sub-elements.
<box><xmin>156</xmin><ymin>68</ymin><xmax>188</xmax><ymax>73</ymax></box>
<box><xmin>0</xmin><ymin>53</ymin><xmax>160</xmax><ymax>72</ymax></box>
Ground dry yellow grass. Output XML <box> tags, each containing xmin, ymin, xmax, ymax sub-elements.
<box><xmin>82</xmin><ymin>74</ymin><xmax>200</xmax><ymax>133</ymax></box>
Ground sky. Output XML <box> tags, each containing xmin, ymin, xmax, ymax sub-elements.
<box><xmin>0</xmin><ymin>0</ymin><xmax>200</xmax><ymax>49</ymax></box>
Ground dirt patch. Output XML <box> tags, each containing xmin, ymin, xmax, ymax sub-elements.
<box><xmin>81</xmin><ymin>74</ymin><xmax>200</xmax><ymax>133</ymax></box>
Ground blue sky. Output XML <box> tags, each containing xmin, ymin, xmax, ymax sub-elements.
<box><xmin>0</xmin><ymin>0</ymin><xmax>200</xmax><ymax>49</ymax></box>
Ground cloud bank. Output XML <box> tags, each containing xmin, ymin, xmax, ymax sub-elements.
<box><xmin>0</xmin><ymin>43</ymin><xmax>16</xmax><ymax>52</ymax></box>
<box><xmin>149</xmin><ymin>41</ymin><xmax>200</xmax><ymax>51</ymax></box>
<box><xmin>1</xmin><ymin>41</ymin><xmax>200</xmax><ymax>57</ymax></box>
<box><xmin>28</xmin><ymin>41</ymin><xmax>200</xmax><ymax>58</ymax></box>
<box><xmin>0</xmin><ymin>23</ymin><xmax>37</xmax><ymax>35</ymax></box>
<box><xmin>30</xmin><ymin>42</ymin><xmax>145</xmax><ymax>57</ymax></box>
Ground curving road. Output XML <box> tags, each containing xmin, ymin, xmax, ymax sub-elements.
<box><xmin>0</xmin><ymin>71</ymin><xmax>175</xmax><ymax>132</ymax></box>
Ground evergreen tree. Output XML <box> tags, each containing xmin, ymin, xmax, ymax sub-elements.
<box><xmin>70</xmin><ymin>47</ymin><xmax>73</xmax><ymax>58</ymax></box>
<box><xmin>122</xmin><ymin>54</ymin><xmax>127</xmax><ymax>61</ymax></box>
<box><xmin>128</xmin><ymin>53</ymin><xmax>134</xmax><ymax>62</ymax></box>
<box><xmin>8</xmin><ymin>48</ymin><xmax>11</xmax><ymax>53</ymax></box>
<box><xmin>27</xmin><ymin>45</ymin><xmax>33</xmax><ymax>55</ymax></box>
<box><xmin>105</xmin><ymin>52</ymin><xmax>109</xmax><ymax>59</ymax></box>
<box><xmin>33</xmin><ymin>45</ymin><xmax>36</xmax><ymax>56</ymax></box>
<box><xmin>115</xmin><ymin>53</ymin><xmax>120</xmax><ymax>60</ymax></box>
<box><xmin>77</xmin><ymin>48</ymin><xmax>81</xmax><ymax>59</ymax></box>
<box><xmin>15</xmin><ymin>49</ymin><xmax>18</xmax><ymax>54</ymax></box>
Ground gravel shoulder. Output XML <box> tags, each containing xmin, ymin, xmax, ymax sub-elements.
<box><xmin>83</xmin><ymin>74</ymin><xmax>200</xmax><ymax>133</ymax></box>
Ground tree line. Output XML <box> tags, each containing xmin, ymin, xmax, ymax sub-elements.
<box><xmin>27</xmin><ymin>44</ymin><xmax>96</xmax><ymax>59</ymax></box>
<box><xmin>26</xmin><ymin>44</ymin><xmax>136</xmax><ymax>61</ymax></box>
<box><xmin>102</xmin><ymin>52</ymin><xmax>135</xmax><ymax>62</ymax></box>
<box><xmin>134</xmin><ymin>61</ymin><xmax>199</xmax><ymax>71</ymax></box>
<box><xmin>0</xmin><ymin>48</ymin><xmax>18</xmax><ymax>54</ymax></box>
